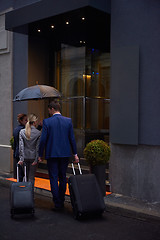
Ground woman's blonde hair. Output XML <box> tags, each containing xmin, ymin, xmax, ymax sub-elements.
<box><xmin>25</xmin><ymin>113</ymin><xmax>38</xmax><ymax>139</ymax></box>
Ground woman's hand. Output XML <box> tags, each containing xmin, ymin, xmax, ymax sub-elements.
<box><xmin>18</xmin><ymin>161</ymin><xmax>23</xmax><ymax>166</ymax></box>
<box><xmin>31</xmin><ymin>161</ymin><xmax>37</xmax><ymax>166</ymax></box>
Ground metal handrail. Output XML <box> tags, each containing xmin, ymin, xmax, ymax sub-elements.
<box><xmin>61</xmin><ymin>96</ymin><xmax>110</xmax><ymax>102</ymax></box>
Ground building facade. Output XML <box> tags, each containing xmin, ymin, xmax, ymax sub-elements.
<box><xmin>0</xmin><ymin>0</ymin><xmax>160</xmax><ymax>204</ymax></box>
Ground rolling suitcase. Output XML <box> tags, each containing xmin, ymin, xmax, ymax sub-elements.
<box><xmin>10</xmin><ymin>163</ymin><xmax>34</xmax><ymax>218</ymax></box>
<box><xmin>68</xmin><ymin>163</ymin><xmax>105</xmax><ymax>219</ymax></box>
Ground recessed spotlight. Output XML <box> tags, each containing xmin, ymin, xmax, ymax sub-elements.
<box><xmin>51</xmin><ymin>25</ymin><xmax>55</xmax><ymax>29</ymax></box>
<box><xmin>80</xmin><ymin>40</ymin><xmax>82</xmax><ymax>44</ymax></box>
<box><xmin>82</xmin><ymin>17</ymin><xmax>85</xmax><ymax>20</ymax></box>
<box><xmin>66</xmin><ymin>21</ymin><xmax>69</xmax><ymax>25</ymax></box>
<box><xmin>38</xmin><ymin>29</ymin><xmax>41</xmax><ymax>32</ymax></box>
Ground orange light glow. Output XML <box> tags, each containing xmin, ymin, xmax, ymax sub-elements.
<box><xmin>6</xmin><ymin>177</ymin><xmax>111</xmax><ymax>196</ymax></box>
<box><xmin>83</xmin><ymin>74</ymin><xmax>91</xmax><ymax>79</ymax></box>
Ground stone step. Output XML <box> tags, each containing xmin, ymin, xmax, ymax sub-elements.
<box><xmin>79</xmin><ymin>158</ymin><xmax>109</xmax><ymax>169</ymax></box>
<box><xmin>37</xmin><ymin>160</ymin><xmax>89</xmax><ymax>169</ymax></box>
<box><xmin>37</xmin><ymin>157</ymin><xmax>110</xmax><ymax>192</ymax></box>
<box><xmin>38</xmin><ymin>159</ymin><xmax>109</xmax><ymax>171</ymax></box>
<box><xmin>67</xmin><ymin>163</ymin><xmax>109</xmax><ymax>179</ymax></box>
<box><xmin>37</xmin><ymin>162</ymin><xmax>109</xmax><ymax>179</ymax></box>
<box><xmin>35</xmin><ymin>168</ymin><xmax>111</xmax><ymax>192</ymax></box>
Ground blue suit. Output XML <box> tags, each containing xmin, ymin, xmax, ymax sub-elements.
<box><xmin>39</xmin><ymin>114</ymin><xmax>77</xmax><ymax>158</ymax></box>
<box><xmin>39</xmin><ymin>113</ymin><xmax>77</xmax><ymax>208</ymax></box>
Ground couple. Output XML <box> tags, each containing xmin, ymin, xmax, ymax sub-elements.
<box><xmin>13</xmin><ymin>113</ymin><xmax>42</xmax><ymax>183</ymax></box>
<box><xmin>19</xmin><ymin>100</ymin><xmax>79</xmax><ymax>210</ymax></box>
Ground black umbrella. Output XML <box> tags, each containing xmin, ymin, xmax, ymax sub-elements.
<box><xmin>13</xmin><ymin>85</ymin><xmax>62</xmax><ymax>101</ymax></box>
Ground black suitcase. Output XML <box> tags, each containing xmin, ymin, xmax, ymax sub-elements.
<box><xmin>10</xmin><ymin>163</ymin><xmax>34</xmax><ymax>218</ymax></box>
<box><xmin>68</xmin><ymin>163</ymin><xmax>105</xmax><ymax>219</ymax></box>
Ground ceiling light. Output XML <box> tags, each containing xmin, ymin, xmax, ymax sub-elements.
<box><xmin>82</xmin><ymin>17</ymin><xmax>85</xmax><ymax>20</ymax></box>
<box><xmin>51</xmin><ymin>25</ymin><xmax>55</xmax><ymax>29</ymax></box>
<box><xmin>38</xmin><ymin>29</ymin><xmax>41</xmax><ymax>32</ymax></box>
<box><xmin>66</xmin><ymin>21</ymin><xmax>69</xmax><ymax>25</ymax></box>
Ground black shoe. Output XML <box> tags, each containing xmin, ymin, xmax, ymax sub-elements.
<box><xmin>52</xmin><ymin>207</ymin><xmax>63</xmax><ymax>212</ymax></box>
<box><xmin>52</xmin><ymin>205</ymin><xmax>64</xmax><ymax>212</ymax></box>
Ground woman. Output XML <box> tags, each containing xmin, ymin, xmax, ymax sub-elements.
<box><xmin>13</xmin><ymin>113</ymin><xmax>27</xmax><ymax>181</ymax></box>
<box><xmin>18</xmin><ymin>113</ymin><xmax>41</xmax><ymax>187</ymax></box>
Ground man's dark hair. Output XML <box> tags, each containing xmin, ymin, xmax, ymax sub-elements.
<box><xmin>17</xmin><ymin>113</ymin><xmax>27</xmax><ymax>123</ymax></box>
<box><xmin>48</xmin><ymin>100</ymin><xmax>61</xmax><ymax>112</ymax></box>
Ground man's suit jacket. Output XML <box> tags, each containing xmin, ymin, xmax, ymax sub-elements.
<box><xmin>39</xmin><ymin>114</ymin><xmax>77</xmax><ymax>159</ymax></box>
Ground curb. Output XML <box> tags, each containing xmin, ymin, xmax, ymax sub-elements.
<box><xmin>104</xmin><ymin>193</ymin><xmax>160</xmax><ymax>222</ymax></box>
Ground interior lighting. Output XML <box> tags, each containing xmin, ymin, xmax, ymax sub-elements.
<box><xmin>51</xmin><ymin>25</ymin><xmax>55</xmax><ymax>29</ymax></box>
<box><xmin>38</xmin><ymin>29</ymin><xmax>41</xmax><ymax>32</ymax></box>
<box><xmin>66</xmin><ymin>21</ymin><xmax>69</xmax><ymax>25</ymax></box>
<box><xmin>82</xmin><ymin>17</ymin><xmax>85</xmax><ymax>20</ymax></box>
<box><xmin>83</xmin><ymin>74</ymin><xmax>91</xmax><ymax>79</ymax></box>
<box><xmin>80</xmin><ymin>40</ymin><xmax>85</xmax><ymax>44</ymax></box>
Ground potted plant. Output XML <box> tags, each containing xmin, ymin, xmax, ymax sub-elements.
<box><xmin>10</xmin><ymin>136</ymin><xmax>14</xmax><ymax>150</ymax></box>
<box><xmin>83</xmin><ymin>139</ymin><xmax>110</xmax><ymax>196</ymax></box>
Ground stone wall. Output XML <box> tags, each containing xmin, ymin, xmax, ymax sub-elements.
<box><xmin>110</xmin><ymin>144</ymin><xmax>160</xmax><ymax>203</ymax></box>
<box><xmin>110</xmin><ymin>0</ymin><xmax>160</xmax><ymax>203</ymax></box>
<box><xmin>0</xmin><ymin>10</ymin><xmax>13</xmax><ymax>172</ymax></box>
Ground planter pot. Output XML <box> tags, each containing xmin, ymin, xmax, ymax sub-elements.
<box><xmin>90</xmin><ymin>164</ymin><xmax>106</xmax><ymax>196</ymax></box>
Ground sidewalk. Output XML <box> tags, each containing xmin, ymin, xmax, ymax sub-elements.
<box><xmin>0</xmin><ymin>170</ymin><xmax>160</xmax><ymax>222</ymax></box>
<box><xmin>105</xmin><ymin>193</ymin><xmax>160</xmax><ymax>222</ymax></box>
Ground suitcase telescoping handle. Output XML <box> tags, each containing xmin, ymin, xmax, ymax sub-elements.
<box><xmin>17</xmin><ymin>162</ymin><xmax>27</xmax><ymax>182</ymax></box>
<box><xmin>71</xmin><ymin>162</ymin><xmax>82</xmax><ymax>175</ymax></box>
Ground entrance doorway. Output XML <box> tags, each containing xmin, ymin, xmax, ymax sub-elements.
<box><xmin>28</xmin><ymin>6</ymin><xmax>110</xmax><ymax>157</ymax></box>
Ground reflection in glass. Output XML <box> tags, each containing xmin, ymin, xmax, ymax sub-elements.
<box><xmin>55</xmin><ymin>44</ymin><xmax>110</xmax><ymax>156</ymax></box>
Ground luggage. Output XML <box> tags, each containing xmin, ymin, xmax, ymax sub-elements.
<box><xmin>10</xmin><ymin>163</ymin><xmax>34</xmax><ymax>218</ymax></box>
<box><xmin>68</xmin><ymin>163</ymin><xmax>105</xmax><ymax>219</ymax></box>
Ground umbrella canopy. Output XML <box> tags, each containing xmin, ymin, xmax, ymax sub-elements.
<box><xmin>13</xmin><ymin>85</ymin><xmax>62</xmax><ymax>101</ymax></box>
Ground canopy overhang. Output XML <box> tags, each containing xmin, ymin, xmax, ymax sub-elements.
<box><xmin>5</xmin><ymin>0</ymin><xmax>110</xmax><ymax>33</ymax></box>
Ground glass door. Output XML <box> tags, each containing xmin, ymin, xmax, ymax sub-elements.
<box><xmin>55</xmin><ymin>44</ymin><xmax>110</xmax><ymax>156</ymax></box>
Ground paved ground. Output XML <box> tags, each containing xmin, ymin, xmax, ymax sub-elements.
<box><xmin>0</xmin><ymin>184</ymin><xmax>160</xmax><ymax>240</ymax></box>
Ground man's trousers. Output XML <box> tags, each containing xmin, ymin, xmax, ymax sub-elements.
<box><xmin>47</xmin><ymin>157</ymin><xmax>69</xmax><ymax>208</ymax></box>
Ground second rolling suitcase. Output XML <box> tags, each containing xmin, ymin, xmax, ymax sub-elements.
<box><xmin>10</xmin><ymin>163</ymin><xmax>34</xmax><ymax>218</ymax></box>
<box><xmin>68</xmin><ymin>163</ymin><xmax>105</xmax><ymax>219</ymax></box>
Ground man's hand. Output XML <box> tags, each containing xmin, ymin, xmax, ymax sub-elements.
<box><xmin>38</xmin><ymin>157</ymin><xmax>43</xmax><ymax>163</ymax></box>
<box><xmin>73</xmin><ymin>154</ymin><xmax>79</xmax><ymax>163</ymax></box>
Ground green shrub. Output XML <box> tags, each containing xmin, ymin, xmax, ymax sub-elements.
<box><xmin>83</xmin><ymin>139</ymin><xmax>110</xmax><ymax>166</ymax></box>
<box><xmin>10</xmin><ymin>136</ymin><xmax>14</xmax><ymax>150</ymax></box>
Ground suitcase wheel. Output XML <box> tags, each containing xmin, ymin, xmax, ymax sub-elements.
<box><xmin>10</xmin><ymin>209</ymin><xmax>14</xmax><ymax>218</ymax></box>
<box><xmin>73</xmin><ymin>206</ymin><xmax>82</xmax><ymax>220</ymax></box>
<box><xmin>31</xmin><ymin>208</ymin><xmax>35</xmax><ymax>217</ymax></box>
<box><xmin>10</xmin><ymin>208</ymin><xmax>34</xmax><ymax>218</ymax></box>
<box><xmin>74</xmin><ymin>212</ymin><xmax>81</xmax><ymax>220</ymax></box>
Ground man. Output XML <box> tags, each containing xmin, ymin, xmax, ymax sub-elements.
<box><xmin>38</xmin><ymin>100</ymin><xmax>79</xmax><ymax>210</ymax></box>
